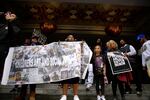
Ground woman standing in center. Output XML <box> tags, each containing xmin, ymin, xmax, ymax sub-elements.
<box><xmin>60</xmin><ymin>34</ymin><xmax>80</xmax><ymax>100</ymax></box>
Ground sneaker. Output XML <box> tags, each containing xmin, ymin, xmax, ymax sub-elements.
<box><xmin>125</xmin><ymin>90</ymin><xmax>132</xmax><ymax>94</ymax></box>
<box><xmin>136</xmin><ymin>91</ymin><xmax>142</xmax><ymax>96</ymax></box>
<box><xmin>125</xmin><ymin>91</ymin><xmax>132</xmax><ymax>94</ymax></box>
<box><xmin>60</xmin><ymin>95</ymin><xmax>67</xmax><ymax>100</ymax></box>
<box><xmin>97</xmin><ymin>95</ymin><xmax>101</xmax><ymax>100</ymax></box>
<box><xmin>101</xmin><ymin>95</ymin><xmax>106</xmax><ymax>100</ymax></box>
<box><xmin>86</xmin><ymin>84</ymin><xmax>92</xmax><ymax>91</ymax></box>
<box><xmin>74</xmin><ymin>95</ymin><xmax>80</xmax><ymax>100</ymax></box>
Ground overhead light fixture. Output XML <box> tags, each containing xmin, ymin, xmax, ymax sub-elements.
<box><xmin>105</xmin><ymin>24</ymin><xmax>122</xmax><ymax>36</ymax></box>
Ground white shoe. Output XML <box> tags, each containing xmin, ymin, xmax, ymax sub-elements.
<box><xmin>97</xmin><ymin>95</ymin><xmax>101</xmax><ymax>100</ymax></box>
<box><xmin>60</xmin><ymin>95</ymin><xmax>67</xmax><ymax>100</ymax></box>
<box><xmin>86</xmin><ymin>84</ymin><xmax>92</xmax><ymax>91</ymax></box>
<box><xmin>101</xmin><ymin>95</ymin><xmax>106</xmax><ymax>100</ymax></box>
<box><xmin>74</xmin><ymin>95</ymin><xmax>80</xmax><ymax>100</ymax></box>
<box><xmin>86</xmin><ymin>84</ymin><xmax>92</xmax><ymax>88</ymax></box>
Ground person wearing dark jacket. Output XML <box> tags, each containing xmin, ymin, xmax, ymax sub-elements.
<box><xmin>15</xmin><ymin>37</ymin><xmax>39</xmax><ymax>100</ymax></box>
<box><xmin>105</xmin><ymin>40</ymin><xmax>126</xmax><ymax>100</ymax></box>
<box><xmin>16</xmin><ymin>26</ymin><xmax>48</xmax><ymax>100</ymax></box>
<box><xmin>0</xmin><ymin>11</ymin><xmax>17</xmax><ymax>80</ymax></box>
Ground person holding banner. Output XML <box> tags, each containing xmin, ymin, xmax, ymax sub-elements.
<box><xmin>15</xmin><ymin>37</ymin><xmax>37</xmax><ymax>100</ymax></box>
<box><xmin>105</xmin><ymin>40</ymin><xmax>126</xmax><ymax>100</ymax></box>
<box><xmin>92</xmin><ymin>45</ymin><xmax>107</xmax><ymax>100</ymax></box>
<box><xmin>138</xmin><ymin>34</ymin><xmax>150</xmax><ymax>78</ymax></box>
<box><xmin>0</xmin><ymin>11</ymin><xmax>17</xmax><ymax>80</ymax></box>
<box><xmin>60</xmin><ymin>34</ymin><xmax>80</xmax><ymax>100</ymax></box>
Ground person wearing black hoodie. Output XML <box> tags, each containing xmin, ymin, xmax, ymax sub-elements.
<box><xmin>0</xmin><ymin>11</ymin><xmax>17</xmax><ymax>80</ymax></box>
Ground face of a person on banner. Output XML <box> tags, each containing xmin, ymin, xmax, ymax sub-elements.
<box><xmin>5</xmin><ymin>11</ymin><xmax>16</xmax><ymax>21</ymax></box>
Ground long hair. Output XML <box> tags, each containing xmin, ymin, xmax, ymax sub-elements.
<box><xmin>109</xmin><ymin>40</ymin><xmax>118</xmax><ymax>50</ymax></box>
<box><xmin>93</xmin><ymin>44</ymin><xmax>102</xmax><ymax>58</ymax></box>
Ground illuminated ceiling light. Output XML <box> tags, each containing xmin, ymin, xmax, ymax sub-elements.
<box><xmin>105</xmin><ymin>25</ymin><xmax>122</xmax><ymax>36</ymax></box>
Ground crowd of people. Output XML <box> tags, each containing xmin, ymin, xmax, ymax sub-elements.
<box><xmin>0</xmin><ymin>11</ymin><xmax>150</xmax><ymax>100</ymax></box>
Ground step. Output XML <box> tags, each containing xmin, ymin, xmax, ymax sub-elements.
<box><xmin>0</xmin><ymin>94</ymin><xmax>149</xmax><ymax>100</ymax></box>
<box><xmin>0</xmin><ymin>84</ymin><xmax>150</xmax><ymax>100</ymax></box>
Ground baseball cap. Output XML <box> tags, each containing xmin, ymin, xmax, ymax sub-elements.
<box><xmin>137</xmin><ymin>34</ymin><xmax>145</xmax><ymax>41</ymax></box>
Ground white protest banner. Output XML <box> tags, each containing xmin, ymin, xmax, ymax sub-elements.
<box><xmin>107</xmin><ymin>51</ymin><xmax>132</xmax><ymax>75</ymax></box>
<box><xmin>1</xmin><ymin>42</ymin><xmax>92</xmax><ymax>85</ymax></box>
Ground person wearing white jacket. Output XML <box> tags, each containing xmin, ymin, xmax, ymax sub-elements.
<box><xmin>138</xmin><ymin>34</ymin><xmax>150</xmax><ymax>78</ymax></box>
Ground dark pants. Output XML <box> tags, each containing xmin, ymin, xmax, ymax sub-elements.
<box><xmin>131</xmin><ymin>62</ymin><xmax>142</xmax><ymax>91</ymax></box>
<box><xmin>0</xmin><ymin>45</ymin><xmax>8</xmax><ymax>80</ymax></box>
<box><xmin>124</xmin><ymin>61</ymin><xmax>142</xmax><ymax>92</ymax></box>
<box><xmin>112</xmin><ymin>75</ymin><xmax>124</xmax><ymax>97</ymax></box>
<box><xmin>95</xmin><ymin>74</ymin><xmax>104</xmax><ymax>95</ymax></box>
<box><xmin>125</xmin><ymin>83</ymin><xmax>132</xmax><ymax>92</ymax></box>
<box><xmin>20</xmin><ymin>84</ymin><xmax>36</xmax><ymax>100</ymax></box>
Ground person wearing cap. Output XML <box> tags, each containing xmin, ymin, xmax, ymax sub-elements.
<box><xmin>138</xmin><ymin>34</ymin><xmax>150</xmax><ymax>78</ymax></box>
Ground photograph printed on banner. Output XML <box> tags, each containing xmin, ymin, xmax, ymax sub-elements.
<box><xmin>107</xmin><ymin>51</ymin><xmax>132</xmax><ymax>75</ymax></box>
